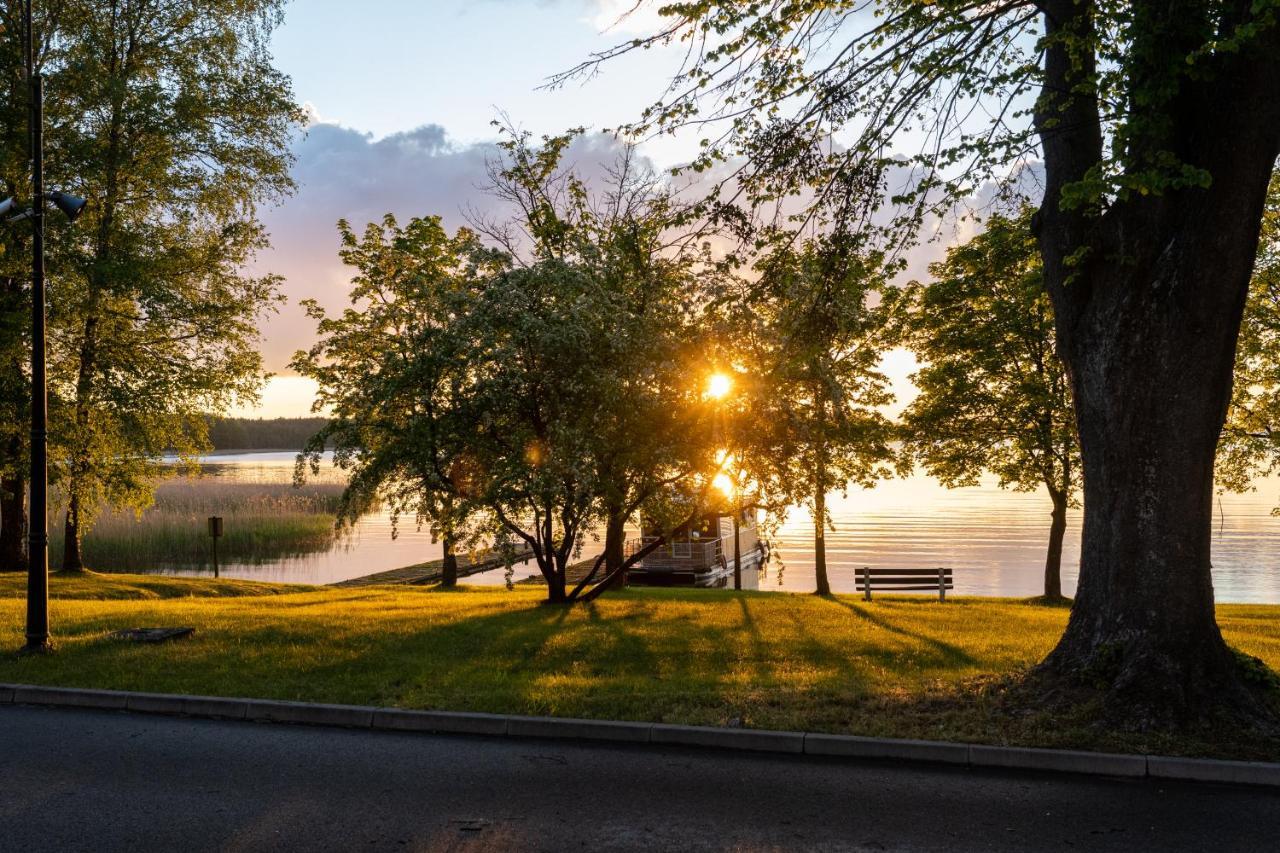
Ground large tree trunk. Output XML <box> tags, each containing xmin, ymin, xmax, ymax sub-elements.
<box><xmin>61</xmin><ymin>314</ymin><xmax>98</xmax><ymax>575</ymax></box>
<box><xmin>440</xmin><ymin>532</ymin><xmax>458</xmax><ymax>588</ymax></box>
<box><xmin>1041</xmin><ymin>309</ymin><xmax>1252</xmax><ymax>721</ymax></box>
<box><xmin>813</xmin><ymin>404</ymin><xmax>832</xmax><ymax>595</ymax></box>
<box><xmin>1038</xmin><ymin>169</ymin><xmax>1276</xmax><ymax>722</ymax></box>
<box><xmin>1032</xmin><ymin>0</ymin><xmax>1280</xmax><ymax>726</ymax></box>
<box><xmin>1043</xmin><ymin>488</ymin><xmax>1067</xmax><ymax>601</ymax></box>
<box><xmin>0</xmin><ymin>470</ymin><xmax>26</xmax><ymax>573</ymax></box>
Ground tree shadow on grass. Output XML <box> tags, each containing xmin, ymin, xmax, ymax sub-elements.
<box><xmin>823</xmin><ymin>596</ymin><xmax>979</xmax><ymax>668</ymax></box>
<box><xmin>11</xmin><ymin>590</ymin><xmax>993</xmax><ymax>733</ymax></box>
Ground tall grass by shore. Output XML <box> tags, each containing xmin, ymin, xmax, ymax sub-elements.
<box><xmin>51</xmin><ymin>479</ymin><xmax>346</xmax><ymax>571</ymax></box>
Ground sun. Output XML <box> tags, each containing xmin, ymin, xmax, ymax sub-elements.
<box><xmin>706</xmin><ymin>372</ymin><xmax>732</xmax><ymax>400</ymax></box>
<box><xmin>713</xmin><ymin>472</ymin><xmax>735</xmax><ymax>498</ymax></box>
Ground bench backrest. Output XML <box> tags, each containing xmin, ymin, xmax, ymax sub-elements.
<box><xmin>857</xmin><ymin>567</ymin><xmax>954</xmax><ymax>601</ymax></box>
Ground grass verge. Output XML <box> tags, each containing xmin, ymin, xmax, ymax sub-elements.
<box><xmin>0</xmin><ymin>572</ymin><xmax>1277</xmax><ymax>760</ymax></box>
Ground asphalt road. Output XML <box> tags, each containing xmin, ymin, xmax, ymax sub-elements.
<box><xmin>0</xmin><ymin>705</ymin><xmax>1277</xmax><ymax>852</ymax></box>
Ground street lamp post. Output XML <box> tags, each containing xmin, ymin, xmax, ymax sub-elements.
<box><xmin>15</xmin><ymin>0</ymin><xmax>86</xmax><ymax>654</ymax></box>
<box><xmin>24</xmin><ymin>0</ymin><xmax>49</xmax><ymax>655</ymax></box>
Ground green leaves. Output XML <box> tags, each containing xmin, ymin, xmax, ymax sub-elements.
<box><xmin>719</xmin><ymin>233</ymin><xmax>898</xmax><ymax>523</ymax></box>
<box><xmin>2</xmin><ymin>0</ymin><xmax>304</xmax><ymax>541</ymax></box>
<box><xmin>298</xmin><ymin>133</ymin><xmax>719</xmax><ymax>600</ymax></box>
<box><xmin>570</xmin><ymin>0</ymin><xmax>1280</xmax><ymax>256</ymax></box>
<box><xmin>894</xmin><ymin>208</ymin><xmax>1080</xmax><ymax>503</ymax></box>
<box><xmin>1219</xmin><ymin>172</ymin><xmax>1280</xmax><ymax>499</ymax></box>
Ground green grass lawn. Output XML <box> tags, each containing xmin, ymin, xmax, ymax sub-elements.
<box><xmin>1</xmin><ymin>571</ymin><xmax>1278</xmax><ymax>759</ymax></box>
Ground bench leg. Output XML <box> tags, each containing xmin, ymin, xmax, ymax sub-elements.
<box><xmin>938</xmin><ymin>568</ymin><xmax>946</xmax><ymax>602</ymax></box>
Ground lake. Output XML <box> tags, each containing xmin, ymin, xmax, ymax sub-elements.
<box><xmin>149</xmin><ymin>451</ymin><xmax>1280</xmax><ymax>602</ymax></box>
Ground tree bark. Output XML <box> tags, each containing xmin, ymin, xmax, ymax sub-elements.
<box><xmin>1043</xmin><ymin>489</ymin><xmax>1067</xmax><ymax>601</ymax></box>
<box><xmin>1031</xmin><ymin>0</ymin><xmax>1280</xmax><ymax>726</ymax></box>
<box><xmin>599</xmin><ymin>509</ymin><xmax>628</xmax><ymax>590</ymax></box>
<box><xmin>547</xmin><ymin>562</ymin><xmax>567</xmax><ymax>603</ymax></box>
<box><xmin>441</xmin><ymin>533</ymin><xmax>458</xmax><ymax>588</ymax></box>
<box><xmin>813</xmin><ymin>483</ymin><xmax>830</xmax><ymax>596</ymax></box>
<box><xmin>0</xmin><ymin>470</ymin><xmax>26</xmax><ymax>573</ymax></box>
<box><xmin>61</xmin><ymin>496</ymin><xmax>86</xmax><ymax>572</ymax></box>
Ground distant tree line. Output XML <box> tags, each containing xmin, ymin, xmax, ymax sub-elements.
<box><xmin>205</xmin><ymin>417</ymin><xmax>331</xmax><ymax>453</ymax></box>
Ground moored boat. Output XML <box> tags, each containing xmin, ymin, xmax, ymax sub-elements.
<box><xmin>626</xmin><ymin>509</ymin><xmax>767</xmax><ymax>587</ymax></box>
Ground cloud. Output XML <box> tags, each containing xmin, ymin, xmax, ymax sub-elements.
<box><xmin>248</xmin><ymin>121</ymin><xmax>489</xmax><ymax>372</ymax></box>
<box><xmin>250</xmin><ymin>120</ymin><xmax>634</xmax><ymax>375</ymax></box>
<box><xmin>247</xmin><ymin>110</ymin><xmax>1044</xmax><ymax>419</ymax></box>
<box><xmin>586</xmin><ymin>0</ymin><xmax>668</xmax><ymax>34</ymax></box>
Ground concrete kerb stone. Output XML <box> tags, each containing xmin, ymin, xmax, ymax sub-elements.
<box><xmin>372</xmin><ymin>708</ymin><xmax>509</xmax><ymax>736</ymax></box>
<box><xmin>123</xmin><ymin>691</ymin><xmax>188</xmax><ymax>715</ymax></box>
<box><xmin>180</xmin><ymin>695</ymin><xmax>250</xmax><ymax>720</ymax></box>
<box><xmin>506</xmin><ymin>715</ymin><xmax>652</xmax><ymax>744</ymax></box>
<box><xmin>651</xmin><ymin>723</ymin><xmax>805</xmax><ymax>754</ymax></box>
<box><xmin>242</xmin><ymin>699</ymin><xmax>375</xmax><ymax>728</ymax></box>
<box><xmin>1147</xmin><ymin>755</ymin><xmax>1280</xmax><ymax>787</ymax></box>
<box><xmin>5</xmin><ymin>683</ymin><xmax>1280</xmax><ymax>787</ymax></box>
<box><xmin>969</xmin><ymin>744</ymin><xmax>1147</xmax><ymax>778</ymax></box>
<box><xmin>12</xmin><ymin>684</ymin><xmax>129</xmax><ymax>710</ymax></box>
<box><xmin>804</xmin><ymin>733</ymin><xmax>969</xmax><ymax>765</ymax></box>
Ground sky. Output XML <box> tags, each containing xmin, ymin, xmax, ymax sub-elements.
<box><xmin>235</xmin><ymin>0</ymin><xmax>932</xmax><ymax>418</ymax></box>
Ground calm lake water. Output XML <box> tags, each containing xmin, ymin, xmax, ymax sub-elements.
<box><xmin>157</xmin><ymin>452</ymin><xmax>1280</xmax><ymax>603</ymax></box>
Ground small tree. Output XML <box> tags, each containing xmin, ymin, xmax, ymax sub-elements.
<box><xmin>474</xmin><ymin>129</ymin><xmax>719</xmax><ymax>593</ymax></box>
<box><xmin>893</xmin><ymin>210</ymin><xmax>1079</xmax><ymax>601</ymax></box>
<box><xmin>729</xmin><ymin>236</ymin><xmax>896</xmax><ymax>595</ymax></box>
<box><xmin>1219</xmin><ymin>172</ymin><xmax>1280</xmax><ymax>496</ymax></box>
<box><xmin>294</xmin><ymin>215</ymin><xmax>499</xmax><ymax>587</ymax></box>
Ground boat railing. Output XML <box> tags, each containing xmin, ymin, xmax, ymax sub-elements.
<box><xmin>626</xmin><ymin>536</ymin><xmax>723</xmax><ymax>569</ymax></box>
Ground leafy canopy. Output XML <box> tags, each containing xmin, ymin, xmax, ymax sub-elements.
<box><xmin>891</xmin><ymin>207</ymin><xmax>1079</xmax><ymax>503</ymax></box>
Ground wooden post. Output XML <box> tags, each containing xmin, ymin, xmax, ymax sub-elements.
<box><xmin>938</xmin><ymin>567</ymin><xmax>945</xmax><ymax>602</ymax></box>
<box><xmin>862</xmin><ymin>566</ymin><xmax>871</xmax><ymax>601</ymax></box>
<box><xmin>208</xmin><ymin>516</ymin><xmax>223</xmax><ymax>579</ymax></box>
<box><xmin>732</xmin><ymin>511</ymin><xmax>741</xmax><ymax>591</ymax></box>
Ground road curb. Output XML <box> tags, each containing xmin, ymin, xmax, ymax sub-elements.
<box><xmin>372</xmin><ymin>708</ymin><xmax>509</xmax><ymax>736</ymax></box>
<box><xmin>804</xmin><ymin>732</ymin><xmax>969</xmax><ymax>765</ymax></box>
<box><xmin>652</xmin><ymin>723</ymin><xmax>804</xmax><ymax>753</ymax></box>
<box><xmin>969</xmin><ymin>744</ymin><xmax>1147</xmax><ymax>778</ymax></box>
<box><xmin>2</xmin><ymin>682</ymin><xmax>1277</xmax><ymax>787</ymax></box>
<box><xmin>509</xmin><ymin>715</ymin><xmax>653</xmax><ymax>743</ymax></box>
<box><xmin>1147</xmin><ymin>755</ymin><xmax>1280</xmax><ymax>786</ymax></box>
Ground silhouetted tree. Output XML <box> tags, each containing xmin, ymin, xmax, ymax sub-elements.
<box><xmin>893</xmin><ymin>209</ymin><xmax>1078</xmax><ymax>601</ymax></box>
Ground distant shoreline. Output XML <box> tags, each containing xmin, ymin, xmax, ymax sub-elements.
<box><xmin>158</xmin><ymin>449</ymin><xmax>328</xmax><ymax>462</ymax></box>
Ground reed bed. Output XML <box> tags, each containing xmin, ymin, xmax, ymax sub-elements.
<box><xmin>51</xmin><ymin>479</ymin><xmax>347</xmax><ymax>570</ymax></box>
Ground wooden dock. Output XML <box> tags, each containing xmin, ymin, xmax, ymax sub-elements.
<box><xmin>513</xmin><ymin>558</ymin><xmax>601</xmax><ymax>586</ymax></box>
<box><xmin>331</xmin><ymin>548</ymin><xmax>534</xmax><ymax>588</ymax></box>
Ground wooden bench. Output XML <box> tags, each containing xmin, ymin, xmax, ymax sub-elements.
<box><xmin>857</xmin><ymin>567</ymin><xmax>953</xmax><ymax>602</ymax></box>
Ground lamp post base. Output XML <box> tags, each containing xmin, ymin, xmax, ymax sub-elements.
<box><xmin>17</xmin><ymin>638</ymin><xmax>54</xmax><ymax>656</ymax></box>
